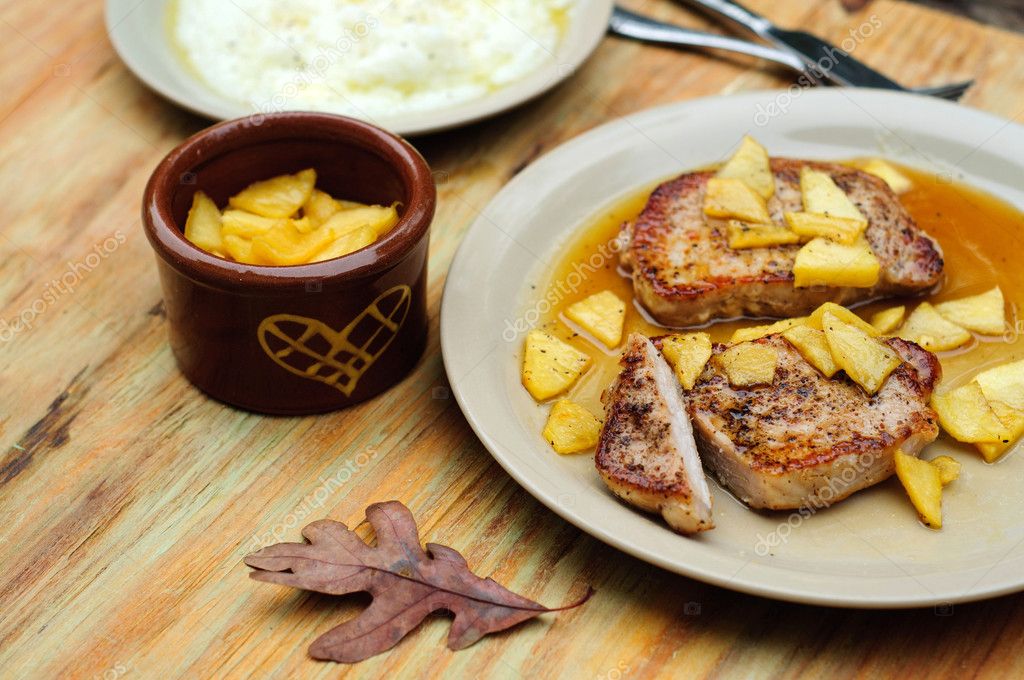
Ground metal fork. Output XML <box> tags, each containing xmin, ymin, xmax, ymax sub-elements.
<box><xmin>609</xmin><ymin>7</ymin><xmax>973</xmax><ymax>101</ymax></box>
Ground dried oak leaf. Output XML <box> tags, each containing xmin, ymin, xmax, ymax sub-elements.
<box><xmin>244</xmin><ymin>501</ymin><xmax>592</xmax><ymax>663</ymax></box>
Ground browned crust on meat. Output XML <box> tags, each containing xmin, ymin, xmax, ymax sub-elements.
<box><xmin>624</xmin><ymin>159</ymin><xmax>944</xmax><ymax>326</ymax></box>
<box><xmin>687</xmin><ymin>336</ymin><xmax>940</xmax><ymax>474</ymax></box>
<box><xmin>631</xmin><ymin>172</ymin><xmax>794</xmax><ymax>301</ymax></box>
<box><xmin>683</xmin><ymin>334</ymin><xmax>941</xmax><ymax>510</ymax></box>
<box><xmin>887</xmin><ymin>336</ymin><xmax>941</xmax><ymax>394</ymax></box>
<box><xmin>597</xmin><ymin>345</ymin><xmax>693</xmax><ymax>496</ymax></box>
<box><xmin>774</xmin><ymin>162</ymin><xmax>944</xmax><ymax>288</ymax></box>
<box><xmin>596</xmin><ymin>335</ymin><xmax>714</xmax><ymax>533</ymax></box>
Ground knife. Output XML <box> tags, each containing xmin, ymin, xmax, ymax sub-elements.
<box><xmin>677</xmin><ymin>0</ymin><xmax>904</xmax><ymax>89</ymax></box>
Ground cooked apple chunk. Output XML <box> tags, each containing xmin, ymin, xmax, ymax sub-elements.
<box><xmin>784</xmin><ymin>211</ymin><xmax>866</xmax><ymax>245</ymax></box>
<box><xmin>660</xmin><ymin>332</ymin><xmax>712</xmax><ymax>390</ymax></box>
<box><xmin>730</xmin><ymin>317</ymin><xmax>806</xmax><ymax>344</ymax></box>
<box><xmin>822</xmin><ymin>312</ymin><xmax>901</xmax><ymax>394</ymax></box>
<box><xmin>976</xmin><ymin>401</ymin><xmax>1024</xmax><ymax>462</ymax></box>
<box><xmin>931</xmin><ymin>381</ymin><xmax>1010</xmax><ymax>444</ymax></box>
<box><xmin>188</xmin><ymin>172</ymin><xmax>396</xmax><ymax>265</ymax></box>
<box><xmin>870</xmin><ymin>305</ymin><xmax>906</xmax><ymax>334</ymax></box>
<box><xmin>543</xmin><ymin>399</ymin><xmax>602</xmax><ymax>454</ymax></box>
<box><xmin>184</xmin><ymin>191</ymin><xmax>224</xmax><ymax>255</ymax></box>
<box><xmin>857</xmin><ymin>158</ymin><xmax>913</xmax><ymax>194</ymax></box>
<box><xmin>975</xmin><ymin>358</ymin><xmax>1024</xmax><ymax>411</ymax></box>
<box><xmin>934</xmin><ymin>286</ymin><xmax>1005</xmax><ymax>336</ymax></box>
<box><xmin>703</xmin><ymin>177</ymin><xmax>771</xmax><ymax>224</ymax></box>
<box><xmin>726</xmin><ymin>221</ymin><xmax>800</xmax><ymax>249</ymax></box>
<box><xmin>800</xmin><ymin>167</ymin><xmax>868</xmax><ymax>224</ymax></box>
<box><xmin>311</xmin><ymin>224</ymin><xmax>377</xmax><ymax>262</ymax></box>
<box><xmin>565</xmin><ymin>290</ymin><xmax>626</xmax><ymax>349</ymax></box>
<box><xmin>321</xmin><ymin>204</ymin><xmax>400</xmax><ymax>241</ymax></box>
<box><xmin>930</xmin><ymin>455</ymin><xmax>961</xmax><ymax>486</ymax></box>
<box><xmin>806</xmin><ymin>302</ymin><xmax>879</xmax><ymax>337</ymax></box>
<box><xmin>895</xmin><ymin>450</ymin><xmax>943</xmax><ymax>529</ymax></box>
<box><xmin>783</xmin><ymin>325</ymin><xmax>840</xmax><ymax>378</ymax></box>
<box><xmin>291</xmin><ymin>216</ymin><xmax>315</xmax><ymax>234</ymax></box>
<box><xmin>897</xmin><ymin>302</ymin><xmax>972</xmax><ymax>352</ymax></box>
<box><xmin>714</xmin><ymin>342</ymin><xmax>777</xmax><ymax>387</ymax></box>
<box><xmin>522</xmin><ymin>330</ymin><xmax>591</xmax><ymax>401</ymax></box>
<box><xmin>221</xmin><ymin>209</ymin><xmax>288</xmax><ymax>238</ymax></box>
<box><xmin>793</xmin><ymin>237</ymin><xmax>880</xmax><ymax>288</ymax></box>
<box><xmin>251</xmin><ymin>220</ymin><xmax>338</xmax><ymax>266</ymax></box>
<box><xmin>303</xmin><ymin>188</ymin><xmax>343</xmax><ymax>227</ymax></box>
<box><xmin>223</xmin><ymin>234</ymin><xmax>255</xmax><ymax>263</ymax></box>
<box><xmin>228</xmin><ymin>168</ymin><xmax>316</xmax><ymax>218</ymax></box>
<box><xmin>717</xmin><ymin>135</ymin><xmax>774</xmax><ymax>199</ymax></box>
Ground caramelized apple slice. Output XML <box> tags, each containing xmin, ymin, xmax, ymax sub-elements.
<box><xmin>184</xmin><ymin>191</ymin><xmax>223</xmax><ymax>255</ymax></box>
<box><xmin>897</xmin><ymin>302</ymin><xmax>972</xmax><ymax>352</ymax></box>
<box><xmin>660</xmin><ymin>332</ymin><xmax>713</xmax><ymax>390</ymax></box>
<box><xmin>793</xmin><ymin>237</ymin><xmax>880</xmax><ymax>288</ymax></box>
<box><xmin>730</xmin><ymin>317</ymin><xmax>806</xmax><ymax>344</ymax></box>
<box><xmin>931</xmin><ymin>381</ymin><xmax>1010</xmax><ymax>444</ymax></box>
<box><xmin>800</xmin><ymin>167</ymin><xmax>868</xmax><ymax>224</ymax></box>
<box><xmin>228</xmin><ymin>168</ymin><xmax>316</xmax><ymax>218</ymax></box>
<box><xmin>857</xmin><ymin>159</ymin><xmax>913</xmax><ymax>194</ymax></box>
<box><xmin>703</xmin><ymin>177</ymin><xmax>771</xmax><ymax>224</ymax></box>
<box><xmin>783</xmin><ymin>325</ymin><xmax>840</xmax><ymax>378</ymax></box>
<box><xmin>822</xmin><ymin>312</ymin><xmax>900</xmax><ymax>394</ymax></box>
<box><xmin>934</xmin><ymin>287</ymin><xmax>1005</xmax><ymax>336</ymax></box>
<box><xmin>726</xmin><ymin>221</ymin><xmax>800</xmax><ymax>249</ymax></box>
<box><xmin>870</xmin><ymin>306</ymin><xmax>906</xmax><ymax>334</ymax></box>
<box><xmin>716</xmin><ymin>135</ymin><xmax>774</xmax><ymax>199</ymax></box>
<box><xmin>543</xmin><ymin>399</ymin><xmax>602</xmax><ymax>454</ymax></box>
<box><xmin>895</xmin><ymin>450</ymin><xmax>943</xmax><ymax>529</ymax></box>
<box><xmin>521</xmin><ymin>330</ymin><xmax>591</xmax><ymax>401</ymax></box>
<box><xmin>714</xmin><ymin>342</ymin><xmax>777</xmax><ymax>387</ymax></box>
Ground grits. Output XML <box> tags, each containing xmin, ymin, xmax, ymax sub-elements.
<box><xmin>170</xmin><ymin>0</ymin><xmax>574</xmax><ymax>119</ymax></box>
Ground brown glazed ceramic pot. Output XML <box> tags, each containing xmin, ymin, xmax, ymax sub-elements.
<box><xmin>143</xmin><ymin>113</ymin><xmax>435</xmax><ymax>415</ymax></box>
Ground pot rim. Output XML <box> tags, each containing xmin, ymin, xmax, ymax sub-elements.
<box><xmin>142</xmin><ymin>112</ymin><xmax>436</xmax><ymax>293</ymax></box>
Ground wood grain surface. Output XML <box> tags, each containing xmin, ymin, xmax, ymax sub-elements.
<box><xmin>2</xmin><ymin>1</ymin><xmax>1023</xmax><ymax>678</ymax></box>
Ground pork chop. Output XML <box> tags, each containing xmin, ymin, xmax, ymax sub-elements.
<box><xmin>595</xmin><ymin>334</ymin><xmax>714</xmax><ymax>534</ymax></box>
<box><xmin>685</xmin><ymin>334</ymin><xmax>941</xmax><ymax>511</ymax></box>
<box><xmin>621</xmin><ymin>159</ymin><xmax>944</xmax><ymax>326</ymax></box>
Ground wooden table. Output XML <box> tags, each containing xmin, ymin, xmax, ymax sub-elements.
<box><xmin>2</xmin><ymin>1</ymin><xmax>1023</xmax><ymax>678</ymax></box>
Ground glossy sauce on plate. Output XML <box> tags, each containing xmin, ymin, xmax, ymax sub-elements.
<box><xmin>535</xmin><ymin>164</ymin><xmax>1024</xmax><ymax>416</ymax></box>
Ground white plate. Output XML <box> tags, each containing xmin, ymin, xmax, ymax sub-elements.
<box><xmin>105</xmin><ymin>0</ymin><xmax>612</xmax><ymax>136</ymax></box>
<box><xmin>441</xmin><ymin>89</ymin><xmax>1024</xmax><ymax>608</ymax></box>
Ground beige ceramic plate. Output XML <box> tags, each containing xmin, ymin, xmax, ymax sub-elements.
<box><xmin>105</xmin><ymin>0</ymin><xmax>612</xmax><ymax>136</ymax></box>
<box><xmin>441</xmin><ymin>89</ymin><xmax>1024</xmax><ymax>608</ymax></box>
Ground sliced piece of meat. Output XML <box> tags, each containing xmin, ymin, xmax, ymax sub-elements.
<box><xmin>595</xmin><ymin>333</ymin><xmax>714</xmax><ymax>533</ymax></box>
<box><xmin>621</xmin><ymin>159</ymin><xmax>944</xmax><ymax>326</ymax></box>
<box><xmin>686</xmin><ymin>335</ymin><xmax>941</xmax><ymax>511</ymax></box>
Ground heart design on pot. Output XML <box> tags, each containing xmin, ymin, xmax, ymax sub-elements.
<box><xmin>257</xmin><ymin>285</ymin><xmax>411</xmax><ymax>396</ymax></box>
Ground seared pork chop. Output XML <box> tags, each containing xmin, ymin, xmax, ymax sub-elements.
<box><xmin>686</xmin><ymin>334</ymin><xmax>941</xmax><ymax>511</ymax></box>
<box><xmin>621</xmin><ymin>159</ymin><xmax>944</xmax><ymax>326</ymax></box>
<box><xmin>596</xmin><ymin>334</ymin><xmax>714</xmax><ymax>534</ymax></box>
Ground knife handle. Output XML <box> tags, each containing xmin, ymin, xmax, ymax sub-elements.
<box><xmin>680</xmin><ymin>0</ymin><xmax>773</xmax><ymax>36</ymax></box>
